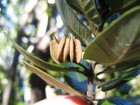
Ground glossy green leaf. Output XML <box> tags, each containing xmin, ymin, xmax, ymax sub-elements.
<box><xmin>23</xmin><ymin>60</ymin><xmax>86</xmax><ymax>98</ymax></box>
<box><xmin>56</xmin><ymin>0</ymin><xmax>91</xmax><ymax>44</ymax></box>
<box><xmin>7</xmin><ymin>37</ymin><xmax>85</xmax><ymax>73</ymax></box>
<box><xmin>84</xmin><ymin>6</ymin><xmax>140</xmax><ymax>66</ymax></box>
<box><xmin>64</xmin><ymin>72</ymin><xmax>87</xmax><ymax>94</ymax></box>
<box><xmin>99</xmin><ymin>65</ymin><xmax>140</xmax><ymax>91</ymax></box>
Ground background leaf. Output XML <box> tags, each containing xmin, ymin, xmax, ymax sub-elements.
<box><xmin>84</xmin><ymin>6</ymin><xmax>140</xmax><ymax>66</ymax></box>
<box><xmin>100</xmin><ymin>97</ymin><xmax>140</xmax><ymax>105</ymax></box>
<box><xmin>56</xmin><ymin>0</ymin><xmax>91</xmax><ymax>44</ymax></box>
<box><xmin>23</xmin><ymin>60</ymin><xmax>86</xmax><ymax>98</ymax></box>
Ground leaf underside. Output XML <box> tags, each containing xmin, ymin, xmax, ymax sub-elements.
<box><xmin>23</xmin><ymin>60</ymin><xmax>86</xmax><ymax>98</ymax></box>
<box><xmin>84</xmin><ymin>6</ymin><xmax>140</xmax><ymax>66</ymax></box>
<box><xmin>66</xmin><ymin>0</ymin><xmax>82</xmax><ymax>14</ymax></box>
<box><xmin>76</xmin><ymin>0</ymin><xmax>102</xmax><ymax>33</ymax></box>
<box><xmin>56</xmin><ymin>0</ymin><xmax>91</xmax><ymax>44</ymax></box>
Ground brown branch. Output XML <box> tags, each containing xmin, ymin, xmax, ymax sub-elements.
<box><xmin>86</xmin><ymin>61</ymin><xmax>96</xmax><ymax>105</ymax></box>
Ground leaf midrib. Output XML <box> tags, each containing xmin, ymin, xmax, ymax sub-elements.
<box><xmin>77</xmin><ymin>0</ymin><xmax>97</xmax><ymax>36</ymax></box>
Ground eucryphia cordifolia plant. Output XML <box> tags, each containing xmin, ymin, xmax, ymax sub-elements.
<box><xmin>6</xmin><ymin>0</ymin><xmax>140</xmax><ymax>104</ymax></box>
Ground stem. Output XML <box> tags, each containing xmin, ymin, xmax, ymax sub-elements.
<box><xmin>77</xmin><ymin>63</ymin><xmax>89</xmax><ymax>73</ymax></box>
<box><xmin>87</xmin><ymin>77</ymin><xmax>94</xmax><ymax>99</ymax></box>
<box><xmin>77</xmin><ymin>62</ymin><xmax>95</xmax><ymax>104</ymax></box>
<box><xmin>86</xmin><ymin>61</ymin><xmax>96</xmax><ymax>104</ymax></box>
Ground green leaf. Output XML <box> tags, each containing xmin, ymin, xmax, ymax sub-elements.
<box><xmin>56</xmin><ymin>0</ymin><xmax>91</xmax><ymax>44</ymax></box>
<box><xmin>66</xmin><ymin>0</ymin><xmax>83</xmax><ymax>14</ymax></box>
<box><xmin>67</xmin><ymin>0</ymin><xmax>111</xmax><ymax>32</ymax></box>
<box><xmin>76</xmin><ymin>0</ymin><xmax>102</xmax><ymax>34</ymax></box>
<box><xmin>104</xmin><ymin>0</ymin><xmax>140</xmax><ymax>13</ymax></box>
<box><xmin>84</xmin><ymin>6</ymin><xmax>140</xmax><ymax>66</ymax></box>
<box><xmin>23</xmin><ymin>59</ymin><xmax>86</xmax><ymax>98</ymax></box>
<box><xmin>64</xmin><ymin>72</ymin><xmax>87</xmax><ymax>94</ymax></box>
<box><xmin>7</xmin><ymin>37</ymin><xmax>85</xmax><ymax>73</ymax></box>
<box><xmin>101</xmin><ymin>100</ymin><xmax>113</xmax><ymax>105</ymax></box>
<box><xmin>96</xmin><ymin>61</ymin><xmax>140</xmax><ymax>76</ymax></box>
<box><xmin>99</xmin><ymin>65</ymin><xmax>140</xmax><ymax>91</ymax></box>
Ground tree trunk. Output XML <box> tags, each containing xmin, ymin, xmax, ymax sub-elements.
<box><xmin>2</xmin><ymin>0</ymin><xmax>39</xmax><ymax>104</ymax></box>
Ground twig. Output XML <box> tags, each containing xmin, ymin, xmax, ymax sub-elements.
<box><xmin>86</xmin><ymin>61</ymin><xmax>96</xmax><ymax>105</ymax></box>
